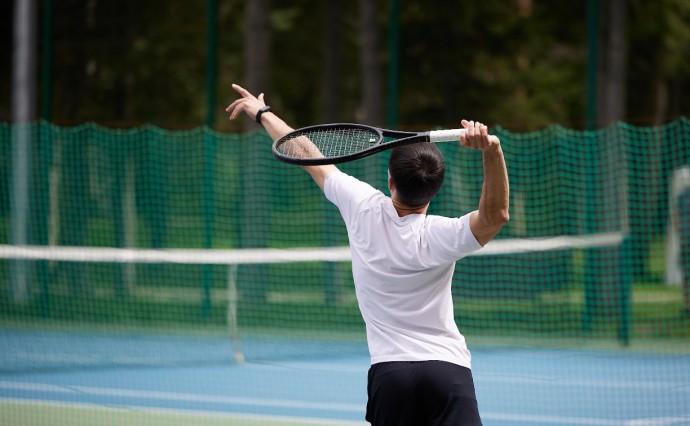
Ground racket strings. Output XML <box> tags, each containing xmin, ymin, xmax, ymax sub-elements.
<box><xmin>276</xmin><ymin>128</ymin><xmax>380</xmax><ymax>159</ymax></box>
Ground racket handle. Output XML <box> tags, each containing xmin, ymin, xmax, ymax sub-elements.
<box><xmin>428</xmin><ymin>128</ymin><xmax>467</xmax><ymax>143</ymax></box>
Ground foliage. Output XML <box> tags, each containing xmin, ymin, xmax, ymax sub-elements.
<box><xmin>1</xmin><ymin>0</ymin><xmax>688</xmax><ymax>131</ymax></box>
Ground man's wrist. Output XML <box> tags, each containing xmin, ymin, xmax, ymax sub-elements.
<box><xmin>482</xmin><ymin>141</ymin><xmax>503</xmax><ymax>156</ymax></box>
<box><xmin>255</xmin><ymin>106</ymin><xmax>272</xmax><ymax>124</ymax></box>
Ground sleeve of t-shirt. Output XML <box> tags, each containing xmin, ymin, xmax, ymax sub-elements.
<box><xmin>324</xmin><ymin>171</ymin><xmax>379</xmax><ymax>224</ymax></box>
<box><xmin>423</xmin><ymin>213</ymin><xmax>483</xmax><ymax>264</ymax></box>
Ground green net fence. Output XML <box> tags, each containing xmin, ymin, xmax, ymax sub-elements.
<box><xmin>1</xmin><ymin>119</ymin><xmax>689</xmax><ymax>425</ymax></box>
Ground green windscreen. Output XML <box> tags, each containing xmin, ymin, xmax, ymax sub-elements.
<box><xmin>1</xmin><ymin>119</ymin><xmax>689</xmax><ymax>425</ymax></box>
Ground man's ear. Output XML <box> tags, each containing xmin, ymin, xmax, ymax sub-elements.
<box><xmin>388</xmin><ymin>171</ymin><xmax>395</xmax><ymax>194</ymax></box>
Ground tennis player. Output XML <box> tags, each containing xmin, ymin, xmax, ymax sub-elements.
<box><xmin>227</xmin><ymin>83</ymin><xmax>509</xmax><ymax>426</ymax></box>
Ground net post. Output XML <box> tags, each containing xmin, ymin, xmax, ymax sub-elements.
<box><xmin>37</xmin><ymin>122</ymin><xmax>52</xmax><ymax>317</ymax></box>
<box><xmin>10</xmin><ymin>123</ymin><xmax>31</xmax><ymax>304</ymax></box>
<box><xmin>111</xmin><ymin>135</ymin><xmax>126</xmax><ymax>299</ymax></box>
<box><xmin>227</xmin><ymin>263</ymin><xmax>244</xmax><ymax>363</ymax></box>
<box><xmin>618</xmin><ymin>235</ymin><xmax>632</xmax><ymax>346</ymax></box>
<box><xmin>582</xmin><ymin>132</ymin><xmax>599</xmax><ymax>335</ymax></box>
<box><xmin>202</xmin><ymin>129</ymin><xmax>216</xmax><ymax>320</ymax></box>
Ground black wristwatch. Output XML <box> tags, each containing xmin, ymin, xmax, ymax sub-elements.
<box><xmin>255</xmin><ymin>106</ymin><xmax>272</xmax><ymax>124</ymax></box>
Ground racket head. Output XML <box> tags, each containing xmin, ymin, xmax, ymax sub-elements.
<box><xmin>272</xmin><ymin>123</ymin><xmax>385</xmax><ymax>165</ymax></box>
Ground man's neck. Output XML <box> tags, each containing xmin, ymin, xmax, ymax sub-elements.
<box><xmin>392</xmin><ymin>198</ymin><xmax>429</xmax><ymax>217</ymax></box>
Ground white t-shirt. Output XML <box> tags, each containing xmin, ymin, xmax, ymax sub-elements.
<box><xmin>324</xmin><ymin>171</ymin><xmax>483</xmax><ymax>369</ymax></box>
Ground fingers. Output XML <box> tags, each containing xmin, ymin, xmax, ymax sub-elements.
<box><xmin>225</xmin><ymin>98</ymin><xmax>242</xmax><ymax>112</ymax></box>
<box><xmin>231</xmin><ymin>83</ymin><xmax>250</xmax><ymax>97</ymax></box>
<box><xmin>226</xmin><ymin>95</ymin><xmax>248</xmax><ymax>120</ymax></box>
<box><xmin>460</xmin><ymin>119</ymin><xmax>490</xmax><ymax>150</ymax></box>
<box><xmin>461</xmin><ymin>120</ymin><xmax>486</xmax><ymax>133</ymax></box>
<box><xmin>226</xmin><ymin>83</ymin><xmax>264</xmax><ymax>121</ymax></box>
<box><xmin>460</xmin><ymin>120</ymin><xmax>483</xmax><ymax>139</ymax></box>
<box><xmin>228</xmin><ymin>103</ymin><xmax>244</xmax><ymax>121</ymax></box>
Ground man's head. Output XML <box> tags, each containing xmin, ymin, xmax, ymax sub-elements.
<box><xmin>388</xmin><ymin>143</ymin><xmax>446</xmax><ymax>207</ymax></box>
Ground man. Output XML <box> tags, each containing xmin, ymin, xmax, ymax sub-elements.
<box><xmin>227</xmin><ymin>83</ymin><xmax>509</xmax><ymax>425</ymax></box>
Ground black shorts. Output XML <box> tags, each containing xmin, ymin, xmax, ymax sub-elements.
<box><xmin>366</xmin><ymin>360</ymin><xmax>482</xmax><ymax>426</ymax></box>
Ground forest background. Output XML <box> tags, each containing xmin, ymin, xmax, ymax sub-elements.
<box><xmin>2</xmin><ymin>0</ymin><xmax>690</xmax><ymax>132</ymax></box>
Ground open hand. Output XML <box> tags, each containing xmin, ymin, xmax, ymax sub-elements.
<box><xmin>225</xmin><ymin>84</ymin><xmax>266</xmax><ymax>122</ymax></box>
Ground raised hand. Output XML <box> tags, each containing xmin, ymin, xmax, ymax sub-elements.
<box><xmin>225</xmin><ymin>84</ymin><xmax>267</xmax><ymax>122</ymax></box>
<box><xmin>460</xmin><ymin>119</ymin><xmax>500</xmax><ymax>151</ymax></box>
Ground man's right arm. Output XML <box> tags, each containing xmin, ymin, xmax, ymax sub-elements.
<box><xmin>226</xmin><ymin>84</ymin><xmax>338</xmax><ymax>191</ymax></box>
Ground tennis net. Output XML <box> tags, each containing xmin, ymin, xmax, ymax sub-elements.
<box><xmin>0</xmin><ymin>230</ymin><xmax>643</xmax><ymax>373</ymax></box>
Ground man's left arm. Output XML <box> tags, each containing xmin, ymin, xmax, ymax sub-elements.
<box><xmin>461</xmin><ymin>120</ymin><xmax>510</xmax><ymax>246</ymax></box>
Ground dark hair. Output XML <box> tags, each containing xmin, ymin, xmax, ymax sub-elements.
<box><xmin>388</xmin><ymin>143</ymin><xmax>445</xmax><ymax>207</ymax></box>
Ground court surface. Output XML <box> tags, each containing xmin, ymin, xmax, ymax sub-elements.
<box><xmin>1</xmin><ymin>330</ymin><xmax>689</xmax><ymax>426</ymax></box>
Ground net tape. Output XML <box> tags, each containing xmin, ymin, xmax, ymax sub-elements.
<box><xmin>0</xmin><ymin>232</ymin><xmax>623</xmax><ymax>264</ymax></box>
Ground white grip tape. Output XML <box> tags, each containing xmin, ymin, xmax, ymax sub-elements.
<box><xmin>428</xmin><ymin>128</ymin><xmax>467</xmax><ymax>143</ymax></box>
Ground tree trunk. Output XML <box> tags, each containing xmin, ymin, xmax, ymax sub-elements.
<box><xmin>320</xmin><ymin>0</ymin><xmax>341</xmax><ymax>123</ymax></box>
<box><xmin>653</xmin><ymin>79</ymin><xmax>668</xmax><ymax>125</ymax></box>
<box><xmin>596</xmin><ymin>0</ymin><xmax>627</xmax><ymax>127</ymax></box>
<box><xmin>243</xmin><ymin>0</ymin><xmax>271</xmax><ymax>131</ymax></box>
<box><xmin>358</xmin><ymin>0</ymin><xmax>381</xmax><ymax>126</ymax></box>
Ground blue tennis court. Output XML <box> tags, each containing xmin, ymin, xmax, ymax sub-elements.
<box><xmin>1</xmin><ymin>329</ymin><xmax>689</xmax><ymax>425</ymax></box>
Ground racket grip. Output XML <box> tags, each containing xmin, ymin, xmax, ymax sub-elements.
<box><xmin>428</xmin><ymin>128</ymin><xmax>467</xmax><ymax>143</ymax></box>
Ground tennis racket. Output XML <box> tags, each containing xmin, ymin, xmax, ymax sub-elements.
<box><xmin>272</xmin><ymin>123</ymin><xmax>467</xmax><ymax>165</ymax></box>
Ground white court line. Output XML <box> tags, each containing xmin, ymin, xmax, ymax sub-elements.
<box><xmin>0</xmin><ymin>381</ymin><xmax>362</xmax><ymax>412</ymax></box>
<box><xmin>0</xmin><ymin>398</ymin><xmax>368</xmax><ymax>425</ymax></box>
<box><xmin>482</xmin><ymin>412</ymin><xmax>690</xmax><ymax>426</ymax></box>
<box><xmin>623</xmin><ymin>418</ymin><xmax>690</xmax><ymax>426</ymax></box>
<box><xmin>475</xmin><ymin>374</ymin><xmax>690</xmax><ymax>391</ymax></box>
<box><xmin>247</xmin><ymin>361</ymin><xmax>369</xmax><ymax>373</ymax></box>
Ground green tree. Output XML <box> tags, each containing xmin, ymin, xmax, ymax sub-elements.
<box><xmin>3</xmin><ymin>0</ymin><xmax>689</xmax><ymax>130</ymax></box>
